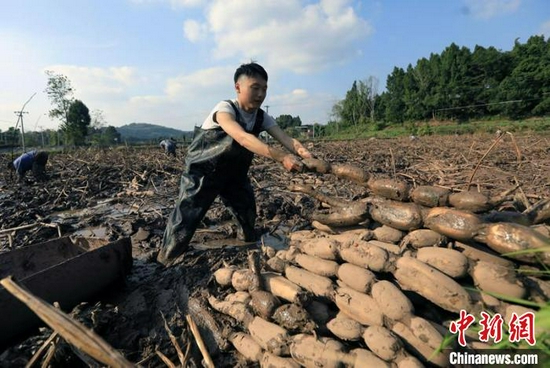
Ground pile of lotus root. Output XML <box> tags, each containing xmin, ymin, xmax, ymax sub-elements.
<box><xmin>207</xmin><ymin>159</ymin><xmax>549</xmax><ymax>367</ymax></box>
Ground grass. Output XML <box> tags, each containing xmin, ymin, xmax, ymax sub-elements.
<box><xmin>320</xmin><ymin>116</ymin><xmax>550</xmax><ymax>140</ymax></box>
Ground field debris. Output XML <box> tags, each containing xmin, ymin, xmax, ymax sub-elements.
<box><xmin>0</xmin><ymin>133</ymin><xmax>549</xmax><ymax>367</ymax></box>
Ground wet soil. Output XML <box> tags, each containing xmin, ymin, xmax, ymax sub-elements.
<box><xmin>0</xmin><ymin>133</ymin><xmax>549</xmax><ymax>367</ymax></box>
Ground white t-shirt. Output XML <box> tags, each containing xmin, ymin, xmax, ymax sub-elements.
<box><xmin>201</xmin><ymin>100</ymin><xmax>276</xmax><ymax>133</ymax></box>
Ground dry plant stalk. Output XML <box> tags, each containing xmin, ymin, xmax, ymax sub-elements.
<box><xmin>506</xmin><ymin>131</ymin><xmax>522</xmax><ymax>163</ymax></box>
<box><xmin>467</xmin><ymin>133</ymin><xmax>504</xmax><ymax>190</ymax></box>
<box><xmin>25</xmin><ymin>331</ymin><xmax>59</xmax><ymax>368</ymax></box>
<box><xmin>0</xmin><ymin>276</ymin><xmax>133</xmax><ymax>368</ymax></box>
<box><xmin>389</xmin><ymin>147</ymin><xmax>396</xmax><ymax>178</ymax></box>
<box><xmin>40</xmin><ymin>337</ymin><xmax>59</xmax><ymax>368</ymax></box>
<box><xmin>180</xmin><ymin>329</ymin><xmax>192</xmax><ymax>368</ymax></box>
<box><xmin>186</xmin><ymin>314</ymin><xmax>215</xmax><ymax>368</ymax></box>
<box><xmin>155</xmin><ymin>350</ymin><xmax>177</xmax><ymax>368</ymax></box>
<box><xmin>161</xmin><ymin>312</ymin><xmax>187</xmax><ymax>366</ymax></box>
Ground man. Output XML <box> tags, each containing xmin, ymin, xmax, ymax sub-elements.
<box><xmin>160</xmin><ymin>139</ymin><xmax>176</xmax><ymax>156</ymax></box>
<box><xmin>158</xmin><ymin>62</ymin><xmax>312</xmax><ymax>265</ymax></box>
<box><xmin>7</xmin><ymin>150</ymin><xmax>49</xmax><ymax>181</ymax></box>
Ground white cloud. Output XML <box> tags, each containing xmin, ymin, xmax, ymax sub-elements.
<box><xmin>129</xmin><ymin>0</ymin><xmax>205</xmax><ymax>8</ymax></box>
<box><xmin>43</xmin><ymin>65</ymin><xmax>141</xmax><ymax>98</ymax></box>
<box><xmin>184</xmin><ymin>0</ymin><xmax>372</xmax><ymax>73</ymax></box>
<box><xmin>183</xmin><ymin>20</ymin><xmax>208</xmax><ymax>42</ymax></box>
<box><xmin>36</xmin><ymin>65</ymin><xmax>164</xmax><ymax>129</ymax></box>
<box><xmin>128</xmin><ymin>67</ymin><xmax>336</xmax><ymax>129</ymax></box>
<box><xmin>170</xmin><ymin>0</ymin><xmax>205</xmax><ymax>7</ymax></box>
<box><xmin>267</xmin><ymin>88</ymin><xmax>337</xmax><ymax>124</ymax></box>
<box><xmin>115</xmin><ymin>66</ymin><xmax>236</xmax><ymax>129</ymax></box>
<box><xmin>270</xmin><ymin>89</ymin><xmax>310</xmax><ymax>105</ymax></box>
<box><xmin>165</xmin><ymin>66</ymin><xmax>234</xmax><ymax>99</ymax></box>
<box><xmin>0</xmin><ymin>33</ymin><xmax>54</xmax><ymax>131</ymax></box>
<box><xmin>2</xmin><ymin>1</ymin><xmax>368</xmax><ymax>132</ymax></box>
<box><xmin>463</xmin><ymin>0</ymin><xmax>521</xmax><ymax>19</ymax></box>
<box><xmin>541</xmin><ymin>20</ymin><xmax>550</xmax><ymax>38</ymax></box>
<box><xmin>0</xmin><ymin>54</ymin><xmax>337</xmax><ymax>132</ymax></box>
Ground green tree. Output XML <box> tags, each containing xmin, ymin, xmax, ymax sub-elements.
<box><xmin>331</xmin><ymin>78</ymin><xmax>379</xmax><ymax>130</ymax></box>
<box><xmin>330</xmin><ymin>100</ymin><xmax>344</xmax><ymax>132</ymax></box>
<box><xmin>312</xmin><ymin>123</ymin><xmax>324</xmax><ymax>137</ymax></box>
<box><xmin>23</xmin><ymin>132</ymin><xmax>39</xmax><ymax>147</ymax></box>
<box><xmin>65</xmin><ymin>100</ymin><xmax>91</xmax><ymax>145</ymax></box>
<box><xmin>435</xmin><ymin>43</ymin><xmax>473</xmax><ymax>120</ymax></box>
<box><xmin>367</xmin><ymin>77</ymin><xmax>379</xmax><ymax>121</ymax></box>
<box><xmin>44</xmin><ymin>70</ymin><xmax>74</xmax><ymax>133</ymax></box>
<box><xmin>497</xmin><ymin>35</ymin><xmax>550</xmax><ymax>118</ymax></box>
<box><xmin>91</xmin><ymin>109</ymin><xmax>106</xmax><ymax>129</ymax></box>
<box><xmin>275</xmin><ymin>114</ymin><xmax>302</xmax><ymax>129</ymax></box>
<box><xmin>412</xmin><ymin>56</ymin><xmax>438</xmax><ymax>119</ymax></box>
<box><xmin>47</xmin><ymin>129</ymin><xmax>62</xmax><ymax>147</ymax></box>
<box><xmin>469</xmin><ymin>45</ymin><xmax>513</xmax><ymax>117</ymax></box>
<box><xmin>373</xmin><ymin>93</ymin><xmax>387</xmax><ymax>123</ymax></box>
<box><xmin>4</xmin><ymin>127</ymin><xmax>21</xmax><ymax>146</ymax></box>
<box><xmin>341</xmin><ymin>81</ymin><xmax>365</xmax><ymax>127</ymax></box>
<box><xmin>94</xmin><ymin>126</ymin><xmax>121</xmax><ymax>146</ymax></box>
<box><xmin>89</xmin><ymin>109</ymin><xmax>106</xmax><ymax>145</ymax></box>
<box><xmin>384</xmin><ymin>67</ymin><xmax>407</xmax><ymax>124</ymax></box>
<box><xmin>403</xmin><ymin>64</ymin><xmax>422</xmax><ymax>121</ymax></box>
<box><xmin>325</xmin><ymin>36</ymin><xmax>549</xmax><ymax>137</ymax></box>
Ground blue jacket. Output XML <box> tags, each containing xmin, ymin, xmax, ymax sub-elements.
<box><xmin>160</xmin><ymin>140</ymin><xmax>176</xmax><ymax>152</ymax></box>
<box><xmin>13</xmin><ymin>151</ymin><xmax>36</xmax><ymax>175</ymax></box>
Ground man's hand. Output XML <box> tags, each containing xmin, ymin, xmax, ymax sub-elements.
<box><xmin>296</xmin><ymin>146</ymin><xmax>313</xmax><ymax>159</ymax></box>
<box><xmin>282</xmin><ymin>154</ymin><xmax>304</xmax><ymax>172</ymax></box>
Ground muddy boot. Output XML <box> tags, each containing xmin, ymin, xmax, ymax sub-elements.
<box><xmin>236</xmin><ymin>225</ymin><xmax>257</xmax><ymax>242</ymax></box>
<box><xmin>234</xmin><ymin>209</ymin><xmax>257</xmax><ymax>242</ymax></box>
<box><xmin>221</xmin><ymin>180</ymin><xmax>257</xmax><ymax>242</ymax></box>
<box><xmin>157</xmin><ymin>229</ymin><xmax>191</xmax><ymax>265</ymax></box>
<box><xmin>157</xmin><ymin>173</ymin><xmax>218</xmax><ymax>265</ymax></box>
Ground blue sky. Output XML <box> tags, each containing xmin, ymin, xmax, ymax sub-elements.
<box><xmin>1</xmin><ymin>0</ymin><xmax>549</xmax><ymax>132</ymax></box>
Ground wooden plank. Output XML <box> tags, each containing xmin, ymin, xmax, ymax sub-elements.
<box><xmin>0</xmin><ymin>237</ymin><xmax>86</xmax><ymax>280</ymax></box>
<box><xmin>0</xmin><ymin>237</ymin><xmax>132</xmax><ymax>349</ymax></box>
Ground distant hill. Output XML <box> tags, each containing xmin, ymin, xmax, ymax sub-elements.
<box><xmin>117</xmin><ymin>123</ymin><xmax>194</xmax><ymax>142</ymax></box>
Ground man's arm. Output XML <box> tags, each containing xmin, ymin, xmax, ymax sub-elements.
<box><xmin>216</xmin><ymin>112</ymin><xmax>303</xmax><ymax>171</ymax></box>
<box><xmin>266</xmin><ymin>125</ymin><xmax>312</xmax><ymax>159</ymax></box>
<box><xmin>14</xmin><ymin>163</ymin><xmax>25</xmax><ymax>181</ymax></box>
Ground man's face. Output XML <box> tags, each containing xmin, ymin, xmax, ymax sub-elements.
<box><xmin>235</xmin><ymin>75</ymin><xmax>267</xmax><ymax>112</ymax></box>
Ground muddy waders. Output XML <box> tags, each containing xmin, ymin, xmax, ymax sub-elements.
<box><xmin>158</xmin><ymin>102</ymin><xmax>264</xmax><ymax>265</ymax></box>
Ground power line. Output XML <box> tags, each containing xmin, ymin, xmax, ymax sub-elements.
<box><xmin>434</xmin><ymin>99</ymin><xmax>521</xmax><ymax>112</ymax></box>
<box><xmin>433</xmin><ymin>93</ymin><xmax>550</xmax><ymax>112</ymax></box>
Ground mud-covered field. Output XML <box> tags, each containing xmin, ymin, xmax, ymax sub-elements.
<box><xmin>0</xmin><ymin>133</ymin><xmax>549</xmax><ymax>367</ymax></box>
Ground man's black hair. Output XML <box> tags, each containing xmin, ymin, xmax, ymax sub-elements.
<box><xmin>35</xmin><ymin>151</ymin><xmax>49</xmax><ymax>166</ymax></box>
<box><xmin>234</xmin><ymin>62</ymin><xmax>268</xmax><ymax>83</ymax></box>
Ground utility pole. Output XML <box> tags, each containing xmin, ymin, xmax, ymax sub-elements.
<box><xmin>39</xmin><ymin>126</ymin><xmax>45</xmax><ymax>147</ymax></box>
<box><xmin>14</xmin><ymin>110</ymin><xmax>28</xmax><ymax>152</ymax></box>
<box><xmin>264</xmin><ymin>105</ymin><xmax>269</xmax><ymax>114</ymax></box>
<box><xmin>14</xmin><ymin>92</ymin><xmax>37</xmax><ymax>152</ymax></box>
